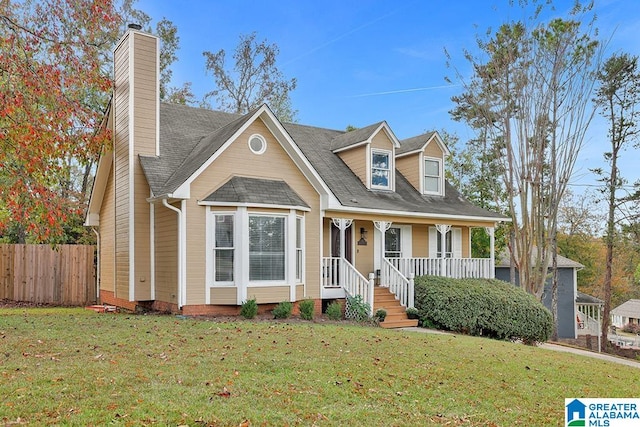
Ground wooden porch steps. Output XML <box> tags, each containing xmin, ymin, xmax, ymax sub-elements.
<box><xmin>373</xmin><ymin>286</ymin><xmax>418</xmax><ymax>329</ymax></box>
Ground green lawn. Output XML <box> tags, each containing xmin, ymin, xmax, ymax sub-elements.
<box><xmin>1</xmin><ymin>308</ymin><xmax>639</xmax><ymax>426</ymax></box>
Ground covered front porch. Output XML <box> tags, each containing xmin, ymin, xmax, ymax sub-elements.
<box><xmin>321</xmin><ymin>217</ymin><xmax>497</xmax><ymax>326</ymax></box>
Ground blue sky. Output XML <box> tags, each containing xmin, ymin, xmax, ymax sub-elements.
<box><xmin>135</xmin><ymin>0</ymin><xmax>640</xmax><ymax>192</ymax></box>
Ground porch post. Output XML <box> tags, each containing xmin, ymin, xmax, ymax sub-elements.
<box><xmin>374</xmin><ymin>221</ymin><xmax>392</xmax><ymax>284</ymax></box>
<box><xmin>436</xmin><ymin>224</ymin><xmax>451</xmax><ymax>277</ymax></box>
<box><xmin>486</xmin><ymin>226</ymin><xmax>495</xmax><ymax>279</ymax></box>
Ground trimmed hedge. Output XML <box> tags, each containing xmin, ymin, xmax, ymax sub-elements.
<box><xmin>414</xmin><ymin>276</ymin><xmax>553</xmax><ymax>343</ymax></box>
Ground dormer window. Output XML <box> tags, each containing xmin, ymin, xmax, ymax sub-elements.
<box><xmin>424</xmin><ymin>157</ymin><xmax>442</xmax><ymax>195</ymax></box>
<box><xmin>371</xmin><ymin>149</ymin><xmax>391</xmax><ymax>189</ymax></box>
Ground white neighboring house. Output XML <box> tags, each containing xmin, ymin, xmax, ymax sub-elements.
<box><xmin>611</xmin><ymin>299</ymin><xmax>640</xmax><ymax>328</ymax></box>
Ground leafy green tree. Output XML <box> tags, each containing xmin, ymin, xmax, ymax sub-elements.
<box><xmin>448</xmin><ymin>2</ymin><xmax>599</xmax><ymax>304</ymax></box>
<box><xmin>442</xmin><ymin>129</ymin><xmax>508</xmax><ymax>258</ymax></box>
<box><xmin>203</xmin><ymin>32</ymin><xmax>298</xmax><ymax>122</ymax></box>
<box><xmin>593</xmin><ymin>52</ymin><xmax>640</xmax><ymax>348</ymax></box>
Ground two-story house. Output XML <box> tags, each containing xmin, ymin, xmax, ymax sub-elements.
<box><xmin>86</xmin><ymin>27</ymin><xmax>506</xmax><ymax>327</ymax></box>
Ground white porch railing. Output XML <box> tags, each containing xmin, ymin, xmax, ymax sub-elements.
<box><xmin>381</xmin><ymin>258</ymin><xmax>414</xmax><ymax>308</ymax></box>
<box><xmin>390</xmin><ymin>257</ymin><xmax>492</xmax><ymax>279</ymax></box>
<box><xmin>577</xmin><ymin>303</ymin><xmax>602</xmax><ymax>352</ymax></box>
<box><xmin>322</xmin><ymin>257</ymin><xmax>374</xmax><ymax>313</ymax></box>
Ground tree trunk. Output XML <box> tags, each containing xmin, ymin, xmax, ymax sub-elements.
<box><xmin>601</xmin><ymin>149</ymin><xmax>618</xmax><ymax>352</ymax></box>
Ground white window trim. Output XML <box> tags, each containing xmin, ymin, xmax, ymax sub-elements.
<box><xmin>208</xmin><ymin>211</ymin><xmax>236</xmax><ymax>289</ymax></box>
<box><xmin>370</xmin><ymin>148</ymin><xmax>393</xmax><ymax>190</ymax></box>
<box><xmin>423</xmin><ymin>156</ymin><xmax>443</xmax><ymax>196</ymax></box>
<box><xmin>248</xmin><ymin>133</ymin><xmax>267</xmax><ymax>155</ymax></box>
<box><xmin>295</xmin><ymin>215</ymin><xmax>304</xmax><ymax>284</ymax></box>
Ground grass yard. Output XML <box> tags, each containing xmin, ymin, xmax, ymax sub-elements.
<box><xmin>1</xmin><ymin>308</ymin><xmax>639</xmax><ymax>426</ymax></box>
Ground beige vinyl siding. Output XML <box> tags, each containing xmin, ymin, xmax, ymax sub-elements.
<box><xmin>462</xmin><ymin>227</ymin><xmax>470</xmax><ymax>258</ymax></box>
<box><xmin>247</xmin><ymin>286</ymin><xmax>290</xmax><ymax>303</ymax></box>
<box><xmin>131</xmin><ymin>33</ymin><xmax>158</xmax><ymax>157</ymax></box>
<box><xmin>113</xmin><ymin>35</ymin><xmax>131</xmax><ymax>300</ymax></box>
<box><xmin>210</xmin><ymin>287</ymin><xmax>237</xmax><ymax>305</ymax></box>
<box><xmin>370</xmin><ymin>130</ymin><xmax>393</xmax><ymax>150</ymax></box>
<box><xmin>412</xmin><ymin>225</ymin><xmax>429</xmax><ymax>258</ymax></box>
<box><xmin>154</xmin><ymin>202</ymin><xmax>178</xmax><ymax>304</ymax></box>
<box><xmin>424</xmin><ymin>141</ymin><xmax>443</xmax><ymax>159</ymax></box>
<box><xmin>112</xmin><ymin>31</ymin><xmax>158</xmax><ymax>302</ymax></box>
<box><xmin>131</xmin><ymin>32</ymin><xmax>157</xmax><ymax>300</ymax></box>
<box><xmin>337</xmin><ymin>146</ymin><xmax>367</xmax><ymax>187</ymax></box>
<box><xmin>322</xmin><ymin>218</ymin><xmax>332</xmax><ymax>257</ymax></box>
<box><xmin>186</xmin><ymin>118</ymin><xmax>322</xmax><ymax>304</ymax></box>
<box><xmin>99</xmin><ymin>161</ymin><xmax>115</xmax><ymax>293</ymax></box>
<box><xmin>354</xmin><ymin>220</ymin><xmax>374</xmax><ymax>277</ymax></box>
<box><xmin>296</xmin><ymin>285</ymin><xmax>304</xmax><ymax>300</ymax></box>
<box><xmin>396</xmin><ymin>153</ymin><xmax>420</xmax><ymax>192</ymax></box>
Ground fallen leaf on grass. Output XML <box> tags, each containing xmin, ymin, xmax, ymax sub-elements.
<box><xmin>217</xmin><ymin>386</ymin><xmax>231</xmax><ymax>398</ymax></box>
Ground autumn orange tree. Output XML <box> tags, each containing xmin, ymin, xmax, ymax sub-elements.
<box><xmin>0</xmin><ymin>0</ymin><xmax>124</xmax><ymax>242</ymax></box>
<box><xmin>0</xmin><ymin>0</ymin><xmax>184</xmax><ymax>243</ymax></box>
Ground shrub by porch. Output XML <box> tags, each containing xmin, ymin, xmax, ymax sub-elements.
<box><xmin>414</xmin><ymin>276</ymin><xmax>553</xmax><ymax>343</ymax></box>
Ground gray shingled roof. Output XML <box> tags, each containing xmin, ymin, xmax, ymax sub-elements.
<box><xmin>397</xmin><ymin>131</ymin><xmax>436</xmax><ymax>155</ymax></box>
<box><xmin>496</xmin><ymin>249</ymin><xmax>584</xmax><ymax>268</ymax></box>
<box><xmin>139</xmin><ymin>104</ymin><xmax>244</xmax><ymax>196</ymax></box>
<box><xmin>139</xmin><ymin>103</ymin><xmax>505</xmax><ymax>220</ymax></box>
<box><xmin>576</xmin><ymin>291</ymin><xmax>603</xmax><ymax>305</ymax></box>
<box><xmin>202</xmin><ymin>176</ymin><xmax>309</xmax><ymax>208</ymax></box>
<box><xmin>330</xmin><ymin>122</ymin><xmax>385</xmax><ymax>152</ymax></box>
<box><xmin>612</xmin><ymin>299</ymin><xmax>640</xmax><ymax>317</ymax></box>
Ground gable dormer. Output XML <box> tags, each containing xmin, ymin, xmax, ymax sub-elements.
<box><xmin>396</xmin><ymin>131</ymin><xmax>449</xmax><ymax>196</ymax></box>
<box><xmin>331</xmin><ymin>122</ymin><xmax>400</xmax><ymax>191</ymax></box>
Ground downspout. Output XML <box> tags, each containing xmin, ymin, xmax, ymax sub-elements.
<box><xmin>162</xmin><ymin>199</ymin><xmax>185</xmax><ymax>309</ymax></box>
<box><xmin>91</xmin><ymin>227</ymin><xmax>100</xmax><ymax>302</ymax></box>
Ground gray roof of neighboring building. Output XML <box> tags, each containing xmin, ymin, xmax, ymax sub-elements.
<box><xmin>576</xmin><ymin>291</ymin><xmax>603</xmax><ymax>305</ymax></box>
<box><xmin>496</xmin><ymin>249</ymin><xmax>584</xmax><ymax>269</ymax></box>
<box><xmin>202</xmin><ymin>176</ymin><xmax>309</xmax><ymax>208</ymax></box>
<box><xmin>612</xmin><ymin>299</ymin><xmax>640</xmax><ymax>318</ymax></box>
<box><xmin>139</xmin><ymin>103</ymin><xmax>506</xmax><ymax>220</ymax></box>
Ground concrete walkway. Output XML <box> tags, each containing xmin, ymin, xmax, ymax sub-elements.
<box><xmin>400</xmin><ymin>327</ymin><xmax>640</xmax><ymax>369</ymax></box>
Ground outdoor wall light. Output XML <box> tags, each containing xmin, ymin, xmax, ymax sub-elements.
<box><xmin>357</xmin><ymin>227</ymin><xmax>368</xmax><ymax>245</ymax></box>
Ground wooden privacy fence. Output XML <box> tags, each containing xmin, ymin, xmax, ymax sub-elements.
<box><xmin>0</xmin><ymin>244</ymin><xmax>96</xmax><ymax>305</ymax></box>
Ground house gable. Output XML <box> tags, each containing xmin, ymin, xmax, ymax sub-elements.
<box><xmin>332</xmin><ymin>122</ymin><xmax>400</xmax><ymax>191</ymax></box>
<box><xmin>396</xmin><ymin>131</ymin><xmax>449</xmax><ymax>196</ymax></box>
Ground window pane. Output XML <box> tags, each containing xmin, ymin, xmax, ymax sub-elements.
<box><xmin>385</xmin><ymin>227</ymin><xmax>401</xmax><ymax>257</ymax></box>
<box><xmin>372</xmin><ymin>169</ymin><xmax>389</xmax><ymax>187</ymax></box>
<box><xmin>425</xmin><ymin>159</ymin><xmax>439</xmax><ymax>176</ymax></box>
<box><xmin>436</xmin><ymin>230</ymin><xmax>452</xmax><ymax>258</ymax></box>
<box><xmin>215</xmin><ymin>215</ymin><xmax>234</xmax><ymax>248</ymax></box>
<box><xmin>424</xmin><ymin>176</ymin><xmax>439</xmax><ymax>192</ymax></box>
<box><xmin>215</xmin><ymin>249</ymin><xmax>234</xmax><ymax>281</ymax></box>
<box><xmin>372</xmin><ymin>152</ymin><xmax>390</xmax><ymax>188</ymax></box>
<box><xmin>249</xmin><ymin>216</ymin><xmax>285</xmax><ymax>281</ymax></box>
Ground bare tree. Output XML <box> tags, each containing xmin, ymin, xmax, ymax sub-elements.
<box><xmin>593</xmin><ymin>53</ymin><xmax>640</xmax><ymax>350</ymax></box>
<box><xmin>449</xmin><ymin>2</ymin><xmax>600</xmax><ymax>336</ymax></box>
<box><xmin>203</xmin><ymin>32</ymin><xmax>297</xmax><ymax>122</ymax></box>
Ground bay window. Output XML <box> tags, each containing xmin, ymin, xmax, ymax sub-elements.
<box><xmin>249</xmin><ymin>215</ymin><xmax>285</xmax><ymax>281</ymax></box>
